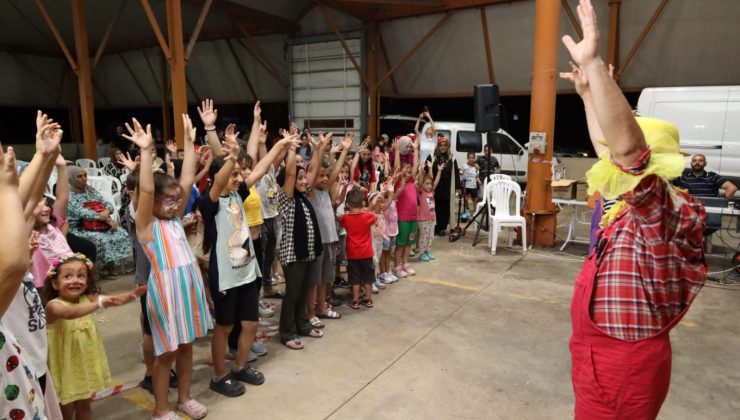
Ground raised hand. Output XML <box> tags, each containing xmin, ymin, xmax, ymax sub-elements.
<box><xmin>437</xmin><ymin>162</ymin><xmax>446</xmax><ymax>171</ymax></box>
<box><xmin>560</xmin><ymin>61</ymin><xmax>589</xmax><ymax>95</ymax></box>
<box><xmin>356</xmin><ymin>141</ymin><xmax>369</xmax><ymax>153</ymax></box>
<box><xmin>221</xmin><ymin>136</ymin><xmax>240</xmax><ymax>161</ymax></box>
<box><xmin>318</xmin><ymin>132</ymin><xmax>332</xmax><ymax>149</ymax></box>
<box><xmin>117</xmin><ymin>151</ymin><xmax>138</xmax><ymax>172</ymax></box>
<box><xmin>562</xmin><ymin>0</ymin><xmax>600</xmax><ymax>67</ymax></box>
<box><xmin>330</xmin><ymin>142</ymin><xmax>343</xmax><ymax>154</ymax></box>
<box><xmin>341</xmin><ymin>133</ymin><xmax>353</xmax><ymax>151</ymax></box>
<box><xmin>253</xmin><ymin>101</ymin><xmax>261</xmax><ymax>120</ymax></box>
<box><xmin>223</xmin><ymin>123</ymin><xmax>240</xmax><ymax>146</ymax></box>
<box><xmin>0</xmin><ymin>142</ymin><xmax>19</xmax><ymax>189</ymax></box>
<box><xmin>258</xmin><ymin>121</ymin><xmax>268</xmax><ymax>144</ymax></box>
<box><xmin>289</xmin><ymin>122</ymin><xmax>299</xmax><ymax>136</ymax></box>
<box><xmin>197</xmin><ymin>99</ymin><xmax>218</xmax><ymax>128</ymax></box>
<box><xmin>121</xmin><ymin>118</ymin><xmax>153</xmax><ymax>150</ymax></box>
<box><xmin>165</xmin><ymin>139</ymin><xmax>177</xmax><ymax>155</ymax></box>
<box><xmin>35</xmin><ymin>111</ymin><xmax>63</xmax><ymax>156</ymax></box>
<box><xmin>182</xmin><ymin>114</ymin><xmax>196</xmax><ymax>145</ymax></box>
<box><xmin>275</xmin><ymin>133</ymin><xmax>301</xmax><ymax>151</ymax></box>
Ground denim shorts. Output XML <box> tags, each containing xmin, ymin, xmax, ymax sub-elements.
<box><xmin>382</xmin><ymin>235</ymin><xmax>396</xmax><ymax>251</ymax></box>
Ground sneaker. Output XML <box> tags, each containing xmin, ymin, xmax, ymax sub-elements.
<box><xmin>387</xmin><ymin>272</ymin><xmax>399</xmax><ymax>283</ymax></box>
<box><xmin>258</xmin><ymin>301</ymin><xmax>274</xmax><ymax>318</ymax></box>
<box><xmin>419</xmin><ymin>252</ymin><xmax>432</xmax><ymax>262</ymax></box>
<box><xmin>140</xmin><ymin>375</ymin><xmax>154</xmax><ymax>394</ymax></box>
<box><xmin>374</xmin><ymin>279</ymin><xmax>386</xmax><ymax>289</ymax></box>
<box><xmin>231</xmin><ymin>365</ymin><xmax>265</xmax><ymax>385</ymax></box>
<box><xmin>409</xmin><ymin>249</ymin><xmax>417</xmax><ymax>257</ymax></box>
<box><xmin>379</xmin><ymin>272</ymin><xmax>394</xmax><ymax>284</ymax></box>
<box><xmin>251</xmin><ymin>340</ymin><xmax>268</xmax><ymax>357</ymax></box>
<box><xmin>393</xmin><ymin>267</ymin><xmax>408</xmax><ymax>278</ymax></box>
<box><xmin>427</xmin><ymin>252</ymin><xmax>436</xmax><ymax>260</ymax></box>
<box><xmin>209</xmin><ymin>374</ymin><xmax>245</xmax><ymax>397</ymax></box>
<box><xmin>403</xmin><ymin>264</ymin><xmax>416</xmax><ymax>276</ymax></box>
<box><xmin>336</xmin><ymin>277</ymin><xmax>351</xmax><ymax>289</ymax></box>
<box><xmin>372</xmin><ymin>284</ymin><xmax>379</xmax><ymax>294</ymax></box>
<box><xmin>227</xmin><ymin>348</ymin><xmax>258</xmax><ymax>362</ymax></box>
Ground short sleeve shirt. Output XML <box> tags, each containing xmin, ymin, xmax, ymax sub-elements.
<box><xmin>460</xmin><ymin>163</ymin><xmax>479</xmax><ymax>189</ymax></box>
<box><xmin>255</xmin><ymin>166</ymin><xmax>280</xmax><ymax>219</ymax></box>
<box><xmin>341</xmin><ymin>212</ymin><xmax>377</xmax><ymax>259</ymax></box>
<box><xmin>1</xmin><ymin>273</ymin><xmax>47</xmax><ymax>377</ymax></box>
<box><xmin>675</xmin><ymin>169</ymin><xmax>726</xmax><ymax>197</ymax></box>
<box><xmin>201</xmin><ymin>187</ymin><xmax>260</xmax><ymax>294</ymax></box>
<box><xmin>310</xmin><ymin>189</ymin><xmax>338</xmax><ymax>244</ymax></box>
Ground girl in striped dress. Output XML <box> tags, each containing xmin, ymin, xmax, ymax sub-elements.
<box><xmin>124</xmin><ymin>116</ymin><xmax>212</xmax><ymax>420</ymax></box>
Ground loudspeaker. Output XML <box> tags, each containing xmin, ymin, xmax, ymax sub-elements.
<box><xmin>474</xmin><ymin>84</ymin><xmax>500</xmax><ymax>133</ymax></box>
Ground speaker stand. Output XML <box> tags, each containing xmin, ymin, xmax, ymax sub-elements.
<box><xmin>463</xmin><ymin>203</ymin><xmax>489</xmax><ymax>247</ymax></box>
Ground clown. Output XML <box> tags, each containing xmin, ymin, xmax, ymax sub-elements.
<box><xmin>561</xmin><ymin>1</ymin><xmax>707</xmax><ymax>418</ymax></box>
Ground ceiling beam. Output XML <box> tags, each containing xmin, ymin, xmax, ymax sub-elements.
<box><xmin>320</xmin><ymin>4</ymin><xmax>370</xmax><ymax>89</ymax></box>
<box><xmin>34</xmin><ymin>0</ymin><xmax>79</xmax><ymax>73</ymax></box>
<box><xmin>92</xmin><ymin>0</ymin><xmax>128</xmax><ymax>71</ymax></box>
<box><xmin>180</xmin><ymin>0</ymin><xmax>296</xmax><ymax>32</ymax></box>
<box><xmin>333</xmin><ymin>0</ymin><xmax>529</xmax><ymax>21</ymax></box>
<box><xmin>185</xmin><ymin>0</ymin><xmax>213</xmax><ymax>60</ymax></box>
<box><xmin>139</xmin><ymin>0</ymin><xmax>173</xmax><ymax>61</ymax></box>
<box><xmin>616</xmin><ymin>0</ymin><xmax>670</xmax><ymax>80</ymax></box>
<box><xmin>339</xmin><ymin>0</ymin><xmax>444</xmax><ymax>5</ymax></box>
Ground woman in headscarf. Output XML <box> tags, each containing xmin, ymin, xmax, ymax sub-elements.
<box><xmin>425</xmin><ymin>136</ymin><xmax>460</xmax><ymax>235</ymax></box>
<box><xmin>66</xmin><ymin>166</ymin><xmax>132</xmax><ymax>271</ymax></box>
<box><xmin>388</xmin><ymin>135</ymin><xmax>415</xmax><ymax>169</ymax></box>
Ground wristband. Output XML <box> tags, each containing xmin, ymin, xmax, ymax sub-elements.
<box><xmin>204</xmin><ymin>126</ymin><xmax>216</xmax><ymax>131</ymax></box>
<box><xmin>98</xmin><ymin>295</ymin><xmax>106</xmax><ymax>310</ymax></box>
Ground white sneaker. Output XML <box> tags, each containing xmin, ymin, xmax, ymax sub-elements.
<box><xmin>387</xmin><ymin>272</ymin><xmax>399</xmax><ymax>283</ymax></box>
<box><xmin>379</xmin><ymin>272</ymin><xmax>394</xmax><ymax>284</ymax></box>
<box><xmin>372</xmin><ymin>284</ymin><xmax>379</xmax><ymax>294</ymax></box>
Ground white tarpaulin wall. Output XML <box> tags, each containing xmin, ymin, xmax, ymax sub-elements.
<box><xmin>0</xmin><ymin>0</ymin><xmax>738</xmax><ymax>108</ymax></box>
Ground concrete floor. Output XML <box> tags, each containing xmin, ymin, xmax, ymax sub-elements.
<box><xmin>89</xmin><ymin>207</ymin><xmax>740</xmax><ymax>419</ymax></box>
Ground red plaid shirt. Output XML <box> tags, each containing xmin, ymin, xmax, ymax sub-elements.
<box><xmin>591</xmin><ymin>149</ymin><xmax>707</xmax><ymax>340</ymax></box>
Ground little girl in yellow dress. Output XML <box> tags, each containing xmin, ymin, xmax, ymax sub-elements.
<box><xmin>45</xmin><ymin>253</ymin><xmax>144</xmax><ymax>419</ymax></box>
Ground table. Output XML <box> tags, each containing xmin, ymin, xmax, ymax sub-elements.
<box><xmin>553</xmin><ymin>198</ymin><xmax>740</xmax><ymax>251</ymax></box>
<box><xmin>552</xmin><ymin>198</ymin><xmax>590</xmax><ymax>251</ymax></box>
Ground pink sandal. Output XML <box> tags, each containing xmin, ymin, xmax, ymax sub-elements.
<box><xmin>402</xmin><ymin>264</ymin><xmax>416</xmax><ymax>276</ymax></box>
<box><xmin>176</xmin><ymin>399</ymin><xmax>207</xmax><ymax>420</ymax></box>
<box><xmin>152</xmin><ymin>411</ymin><xmax>181</xmax><ymax>420</ymax></box>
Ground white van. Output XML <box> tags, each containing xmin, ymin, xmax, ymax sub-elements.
<box><xmin>379</xmin><ymin>115</ymin><xmax>532</xmax><ymax>182</ymax></box>
<box><xmin>637</xmin><ymin>86</ymin><xmax>740</xmax><ymax>183</ymax></box>
<box><xmin>422</xmin><ymin>121</ymin><xmax>530</xmax><ymax>182</ymax></box>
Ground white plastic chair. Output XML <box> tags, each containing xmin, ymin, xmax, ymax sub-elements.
<box><xmin>75</xmin><ymin>158</ymin><xmax>97</xmax><ymax>169</ymax></box>
<box><xmin>98</xmin><ymin>157</ymin><xmax>111</xmax><ymax>167</ymax></box>
<box><xmin>85</xmin><ymin>167</ymin><xmax>103</xmax><ymax>176</ymax></box>
<box><xmin>46</xmin><ymin>168</ymin><xmax>58</xmax><ymax>196</ymax></box>
<box><xmin>475</xmin><ymin>174</ymin><xmax>513</xmax><ymax>215</ymax></box>
<box><xmin>487</xmin><ymin>179</ymin><xmax>527</xmax><ymax>255</ymax></box>
<box><xmin>104</xmin><ymin>175</ymin><xmax>122</xmax><ymax>196</ymax></box>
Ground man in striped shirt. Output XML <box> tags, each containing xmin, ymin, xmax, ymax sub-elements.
<box><xmin>675</xmin><ymin>154</ymin><xmax>737</xmax><ymax>198</ymax></box>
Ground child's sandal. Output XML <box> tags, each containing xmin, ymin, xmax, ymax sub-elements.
<box><xmin>284</xmin><ymin>338</ymin><xmax>304</xmax><ymax>350</ymax></box>
<box><xmin>348</xmin><ymin>300</ymin><xmax>361</xmax><ymax>310</ymax></box>
<box><xmin>176</xmin><ymin>399</ymin><xmax>207</xmax><ymax>420</ymax></box>
<box><xmin>360</xmin><ymin>299</ymin><xmax>374</xmax><ymax>308</ymax></box>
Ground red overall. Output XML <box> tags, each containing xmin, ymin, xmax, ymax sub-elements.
<box><xmin>570</xmin><ymin>224</ymin><xmax>690</xmax><ymax>419</ymax></box>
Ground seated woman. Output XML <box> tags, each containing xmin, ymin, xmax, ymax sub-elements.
<box><xmin>66</xmin><ymin>166</ymin><xmax>131</xmax><ymax>273</ymax></box>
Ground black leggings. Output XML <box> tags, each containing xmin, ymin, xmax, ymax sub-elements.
<box><xmin>434</xmin><ymin>198</ymin><xmax>451</xmax><ymax>234</ymax></box>
<box><xmin>228</xmin><ymin>235</ymin><xmax>263</xmax><ymax>350</ymax></box>
<box><xmin>67</xmin><ymin>232</ymin><xmax>97</xmax><ymax>262</ymax></box>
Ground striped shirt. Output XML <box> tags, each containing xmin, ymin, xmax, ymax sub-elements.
<box><xmin>675</xmin><ymin>168</ymin><xmax>726</xmax><ymax>197</ymax></box>
<box><xmin>591</xmin><ymin>150</ymin><xmax>707</xmax><ymax>340</ymax></box>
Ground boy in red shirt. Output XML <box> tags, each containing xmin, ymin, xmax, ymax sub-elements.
<box><xmin>340</xmin><ymin>188</ymin><xmax>377</xmax><ymax>309</ymax></box>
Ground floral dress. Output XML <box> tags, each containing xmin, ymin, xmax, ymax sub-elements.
<box><xmin>67</xmin><ymin>189</ymin><xmax>132</xmax><ymax>265</ymax></box>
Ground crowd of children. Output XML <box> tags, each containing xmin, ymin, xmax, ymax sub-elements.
<box><xmin>0</xmin><ymin>102</ymin><xmax>452</xmax><ymax>420</ymax></box>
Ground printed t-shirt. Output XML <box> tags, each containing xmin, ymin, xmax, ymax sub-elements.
<box><xmin>1</xmin><ymin>273</ymin><xmax>47</xmax><ymax>378</ymax></box>
<box><xmin>200</xmin><ymin>185</ymin><xmax>260</xmax><ymax>295</ymax></box>
<box><xmin>418</xmin><ymin>191</ymin><xmax>436</xmax><ymax>221</ymax></box>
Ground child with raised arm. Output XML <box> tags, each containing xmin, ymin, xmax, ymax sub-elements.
<box><xmin>392</xmin><ymin>136</ymin><xmax>420</xmax><ymax>278</ymax></box>
<box><xmin>377</xmin><ymin>178</ymin><xmax>399</xmax><ymax>284</ymax></box>
<box><xmin>341</xmin><ymin>189</ymin><xmax>377</xmax><ymax>309</ymax></box>
<box><xmin>277</xmin><ymin>131</ymin><xmax>325</xmax><ymax>350</ymax></box>
<box><xmin>201</xmin><ymin>119</ymin><xmax>299</xmax><ymax>397</ymax></box>
<box><xmin>127</xmin><ymin>116</ymin><xmax>212</xmax><ymax>420</ymax></box>
<box><xmin>45</xmin><ymin>253</ymin><xmax>144</xmax><ymax>420</ymax></box>
<box><xmin>305</xmin><ymin>132</ymin><xmax>352</xmax><ymax>326</ymax></box>
<box><xmin>417</xmin><ymin>161</ymin><xmax>444</xmax><ymax>261</ymax></box>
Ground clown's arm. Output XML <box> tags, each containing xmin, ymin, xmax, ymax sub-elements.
<box><xmin>563</xmin><ymin>0</ymin><xmax>646</xmax><ymax>167</ymax></box>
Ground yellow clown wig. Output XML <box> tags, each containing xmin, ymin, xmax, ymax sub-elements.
<box><xmin>586</xmin><ymin>117</ymin><xmax>687</xmax><ymax>226</ymax></box>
